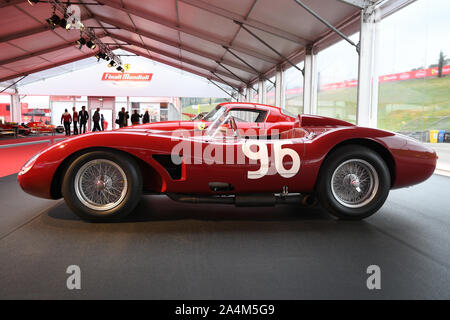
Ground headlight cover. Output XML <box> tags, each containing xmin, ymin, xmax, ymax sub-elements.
<box><xmin>19</xmin><ymin>153</ymin><xmax>40</xmax><ymax>175</ymax></box>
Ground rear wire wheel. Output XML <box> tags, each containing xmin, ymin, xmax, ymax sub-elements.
<box><xmin>316</xmin><ymin>145</ymin><xmax>390</xmax><ymax>220</ymax></box>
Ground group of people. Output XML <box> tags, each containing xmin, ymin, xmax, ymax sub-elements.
<box><xmin>60</xmin><ymin>106</ymin><xmax>108</xmax><ymax>136</ymax></box>
<box><xmin>60</xmin><ymin>106</ymin><xmax>151</xmax><ymax>136</ymax></box>
<box><xmin>116</xmin><ymin>108</ymin><xmax>150</xmax><ymax>128</ymax></box>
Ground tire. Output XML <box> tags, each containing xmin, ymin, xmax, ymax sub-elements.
<box><xmin>316</xmin><ymin>145</ymin><xmax>390</xmax><ymax>220</ymax></box>
<box><xmin>56</xmin><ymin>127</ymin><xmax>64</xmax><ymax>134</ymax></box>
<box><xmin>62</xmin><ymin>150</ymin><xmax>142</xmax><ymax>222</ymax></box>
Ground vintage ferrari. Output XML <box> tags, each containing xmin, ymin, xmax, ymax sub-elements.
<box><xmin>18</xmin><ymin>102</ymin><xmax>437</xmax><ymax>222</ymax></box>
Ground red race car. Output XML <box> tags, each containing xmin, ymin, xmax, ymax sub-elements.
<box><xmin>0</xmin><ymin>122</ymin><xmax>31</xmax><ymax>136</ymax></box>
<box><xmin>26</xmin><ymin>121</ymin><xmax>64</xmax><ymax>134</ymax></box>
<box><xmin>18</xmin><ymin>102</ymin><xmax>437</xmax><ymax>222</ymax></box>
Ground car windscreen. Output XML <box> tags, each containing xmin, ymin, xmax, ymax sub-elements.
<box><xmin>201</xmin><ymin>105</ymin><xmax>226</xmax><ymax>122</ymax></box>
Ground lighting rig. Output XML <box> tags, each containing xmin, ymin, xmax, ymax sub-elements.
<box><xmin>28</xmin><ymin>0</ymin><xmax>126</xmax><ymax>73</ymax></box>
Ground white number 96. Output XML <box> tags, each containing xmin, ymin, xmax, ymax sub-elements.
<box><xmin>242</xmin><ymin>141</ymin><xmax>300</xmax><ymax>179</ymax></box>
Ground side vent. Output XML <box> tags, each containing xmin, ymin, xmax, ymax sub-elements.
<box><xmin>152</xmin><ymin>154</ymin><xmax>182</xmax><ymax>180</ymax></box>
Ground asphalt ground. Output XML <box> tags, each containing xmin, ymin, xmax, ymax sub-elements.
<box><xmin>0</xmin><ymin>173</ymin><xmax>449</xmax><ymax>299</ymax></box>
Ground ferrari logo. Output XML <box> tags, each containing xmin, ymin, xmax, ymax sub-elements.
<box><xmin>124</xmin><ymin>64</ymin><xmax>131</xmax><ymax>71</ymax></box>
<box><xmin>197</xmin><ymin>122</ymin><xmax>206</xmax><ymax>130</ymax></box>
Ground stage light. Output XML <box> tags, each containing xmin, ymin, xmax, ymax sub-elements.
<box><xmin>86</xmin><ymin>40</ymin><xmax>96</xmax><ymax>50</ymax></box>
<box><xmin>108</xmin><ymin>61</ymin><xmax>117</xmax><ymax>68</ymax></box>
<box><xmin>116</xmin><ymin>66</ymin><xmax>124</xmax><ymax>73</ymax></box>
<box><xmin>46</xmin><ymin>14</ymin><xmax>60</xmax><ymax>28</ymax></box>
<box><xmin>95</xmin><ymin>52</ymin><xmax>108</xmax><ymax>61</ymax></box>
<box><xmin>27</xmin><ymin>0</ymin><xmax>39</xmax><ymax>5</ymax></box>
<box><xmin>59</xmin><ymin>18</ymin><xmax>71</xmax><ymax>30</ymax></box>
<box><xmin>76</xmin><ymin>37</ymin><xmax>86</xmax><ymax>46</ymax></box>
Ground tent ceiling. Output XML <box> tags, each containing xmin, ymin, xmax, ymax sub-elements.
<box><xmin>0</xmin><ymin>0</ymin><xmax>366</xmax><ymax>91</ymax></box>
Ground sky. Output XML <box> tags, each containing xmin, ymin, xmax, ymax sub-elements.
<box><xmin>316</xmin><ymin>0</ymin><xmax>450</xmax><ymax>84</ymax></box>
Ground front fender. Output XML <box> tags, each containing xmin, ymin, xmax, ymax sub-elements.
<box><xmin>17</xmin><ymin>131</ymin><xmax>174</xmax><ymax>199</ymax></box>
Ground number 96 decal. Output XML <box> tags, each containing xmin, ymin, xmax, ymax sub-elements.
<box><xmin>242</xmin><ymin>140</ymin><xmax>301</xmax><ymax>179</ymax></box>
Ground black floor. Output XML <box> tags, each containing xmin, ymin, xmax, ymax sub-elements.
<box><xmin>0</xmin><ymin>173</ymin><xmax>449</xmax><ymax>299</ymax></box>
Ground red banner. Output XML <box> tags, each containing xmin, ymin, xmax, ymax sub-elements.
<box><xmin>378</xmin><ymin>66</ymin><xmax>450</xmax><ymax>83</ymax></box>
<box><xmin>316</xmin><ymin>65</ymin><xmax>450</xmax><ymax>92</ymax></box>
<box><xmin>101</xmin><ymin>73</ymin><xmax>153</xmax><ymax>81</ymax></box>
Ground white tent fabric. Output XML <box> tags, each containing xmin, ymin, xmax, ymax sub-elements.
<box><xmin>0</xmin><ymin>0</ymin><xmax>364</xmax><ymax>90</ymax></box>
<box><xmin>17</xmin><ymin>53</ymin><xmax>230</xmax><ymax>97</ymax></box>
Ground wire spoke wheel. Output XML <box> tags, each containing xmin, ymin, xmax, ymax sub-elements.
<box><xmin>74</xmin><ymin>159</ymin><xmax>128</xmax><ymax>211</ymax></box>
<box><xmin>331</xmin><ymin>159</ymin><xmax>379</xmax><ymax>209</ymax></box>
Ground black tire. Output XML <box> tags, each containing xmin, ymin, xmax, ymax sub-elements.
<box><xmin>62</xmin><ymin>150</ymin><xmax>142</xmax><ymax>222</ymax></box>
<box><xmin>316</xmin><ymin>145</ymin><xmax>390</xmax><ymax>220</ymax></box>
<box><xmin>56</xmin><ymin>127</ymin><xmax>64</xmax><ymax>133</ymax></box>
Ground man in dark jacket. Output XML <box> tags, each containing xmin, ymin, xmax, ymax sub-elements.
<box><xmin>72</xmin><ymin>107</ymin><xmax>79</xmax><ymax>135</ymax></box>
<box><xmin>92</xmin><ymin>108</ymin><xmax>101</xmax><ymax>132</ymax></box>
<box><xmin>143</xmin><ymin>111</ymin><xmax>150</xmax><ymax>124</ymax></box>
<box><xmin>79</xmin><ymin>105</ymin><xmax>89</xmax><ymax>133</ymax></box>
<box><xmin>117</xmin><ymin>107</ymin><xmax>129</xmax><ymax>128</ymax></box>
<box><xmin>131</xmin><ymin>110</ymin><xmax>142</xmax><ymax>125</ymax></box>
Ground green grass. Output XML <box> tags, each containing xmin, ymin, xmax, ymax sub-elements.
<box><xmin>314</xmin><ymin>76</ymin><xmax>450</xmax><ymax>131</ymax></box>
<box><xmin>181</xmin><ymin>103</ymin><xmax>217</xmax><ymax>120</ymax></box>
<box><xmin>181</xmin><ymin>77</ymin><xmax>450</xmax><ymax>132</ymax></box>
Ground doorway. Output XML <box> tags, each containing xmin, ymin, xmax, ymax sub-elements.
<box><xmin>87</xmin><ymin>96</ymin><xmax>116</xmax><ymax>131</ymax></box>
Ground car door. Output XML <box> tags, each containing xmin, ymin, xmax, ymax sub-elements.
<box><xmin>202</xmin><ymin>133</ymin><xmax>306</xmax><ymax>194</ymax></box>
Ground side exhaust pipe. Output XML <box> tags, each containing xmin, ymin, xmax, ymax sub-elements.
<box><xmin>166</xmin><ymin>193</ymin><xmax>316</xmax><ymax>207</ymax></box>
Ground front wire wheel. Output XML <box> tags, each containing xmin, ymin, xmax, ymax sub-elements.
<box><xmin>62</xmin><ymin>150</ymin><xmax>142</xmax><ymax>222</ymax></box>
<box><xmin>74</xmin><ymin>159</ymin><xmax>128</xmax><ymax>211</ymax></box>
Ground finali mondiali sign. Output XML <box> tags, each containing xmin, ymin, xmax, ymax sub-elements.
<box><xmin>101</xmin><ymin>73</ymin><xmax>153</xmax><ymax>81</ymax></box>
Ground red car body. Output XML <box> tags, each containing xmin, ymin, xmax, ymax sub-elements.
<box><xmin>26</xmin><ymin>121</ymin><xmax>64</xmax><ymax>134</ymax></box>
<box><xmin>0</xmin><ymin>122</ymin><xmax>31</xmax><ymax>135</ymax></box>
<box><xmin>18</xmin><ymin>102</ymin><xmax>436</xmax><ymax>201</ymax></box>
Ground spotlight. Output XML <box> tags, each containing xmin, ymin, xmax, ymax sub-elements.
<box><xmin>46</xmin><ymin>14</ymin><xmax>60</xmax><ymax>28</ymax></box>
<box><xmin>108</xmin><ymin>61</ymin><xmax>117</xmax><ymax>68</ymax></box>
<box><xmin>86</xmin><ymin>40</ymin><xmax>96</xmax><ymax>50</ymax></box>
<box><xmin>59</xmin><ymin>18</ymin><xmax>71</xmax><ymax>30</ymax></box>
<box><xmin>27</xmin><ymin>0</ymin><xmax>39</xmax><ymax>5</ymax></box>
<box><xmin>95</xmin><ymin>52</ymin><xmax>108</xmax><ymax>61</ymax></box>
<box><xmin>116</xmin><ymin>66</ymin><xmax>124</xmax><ymax>73</ymax></box>
<box><xmin>76</xmin><ymin>37</ymin><xmax>86</xmax><ymax>46</ymax></box>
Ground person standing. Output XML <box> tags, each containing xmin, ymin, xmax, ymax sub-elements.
<box><xmin>101</xmin><ymin>114</ymin><xmax>105</xmax><ymax>131</ymax></box>
<box><xmin>61</xmin><ymin>109</ymin><xmax>72</xmax><ymax>136</ymax></box>
<box><xmin>79</xmin><ymin>105</ymin><xmax>89</xmax><ymax>134</ymax></box>
<box><xmin>124</xmin><ymin>111</ymin><xmax>129</xmax><ymax>127</ymax></box>
<box><xmin>72</xmin><ymin>107</ymin><xmax>79</xmax><ymax>135</ymax></box>
<box><xmin>92</xmin><ymin>108</ymin><xmax>101</xmax><ymax>132</ymax></box>
<box><xmin>131</xmin><ymin>110</ymin><xmax>142</xmax><ymax>125</ymax></box>
<box><xmin>143</xmin><ymin>110</ymin><xmax>150</xmax><ymax>124</ymax></box>
<box><xmin>117</xmin><ymin>107</ymin><xmax>129</xmax><ymax>128</ymax></box>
